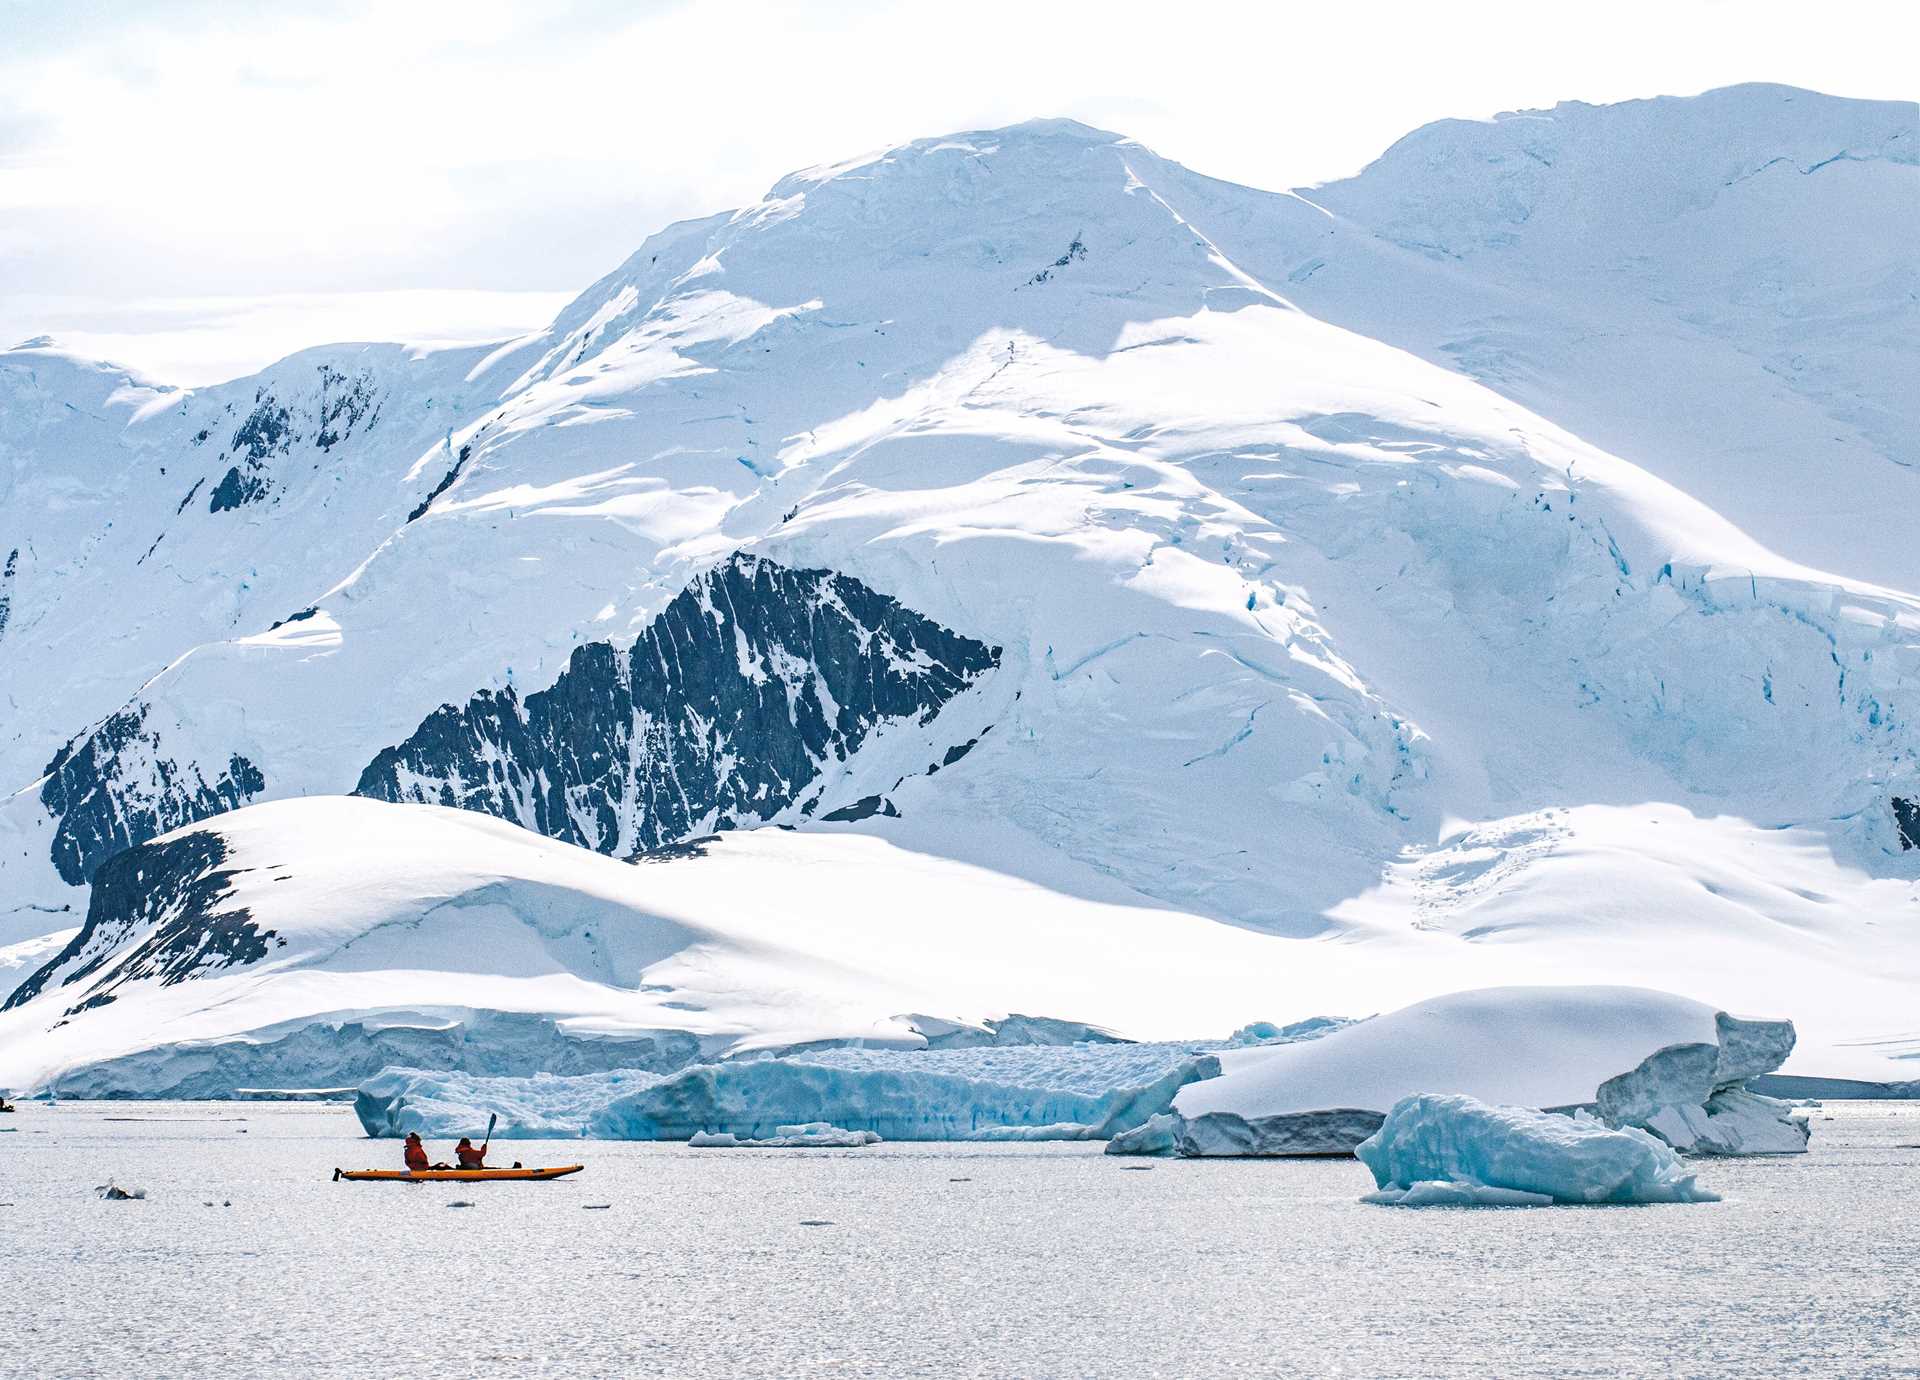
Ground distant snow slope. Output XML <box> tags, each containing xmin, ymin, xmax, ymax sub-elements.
<box><xmin>0</xmin><ymin>796</ymin><xmax>1909</xmax><ymax>1090</ymax></box>
<box><xmin>2</xmin><ymin>87</ymin><xmax>1916</xmax><ymax>1082</ymax></box>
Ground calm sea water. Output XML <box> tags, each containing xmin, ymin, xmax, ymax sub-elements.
<box><xmin>1</xmin><ymin>1100</ymin><xmax>1915</xmax><ymax>1378</ymax></box>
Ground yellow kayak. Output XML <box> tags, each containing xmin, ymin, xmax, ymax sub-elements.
<box><xmin>333</xmin><ymin>1165</ymin><xmax>584</xmax><ymax>1182</ymax></box>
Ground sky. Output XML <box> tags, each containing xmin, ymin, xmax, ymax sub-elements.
<box><xmin>2</xmin><ymin>0</ymin><xmax>1914</xmax><ymax>385</ymax></box>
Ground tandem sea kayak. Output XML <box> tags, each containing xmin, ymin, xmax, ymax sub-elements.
<box><xmin>333</xmin><ymin>1165</ymin><xmax>585</xmax><ymax>1183</ymax></box>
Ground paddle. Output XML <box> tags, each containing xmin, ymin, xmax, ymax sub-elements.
<box><xmin>482</xmin><ymin>1111</ymin><xmax>496</xmax><ymax>1160</ymax></box>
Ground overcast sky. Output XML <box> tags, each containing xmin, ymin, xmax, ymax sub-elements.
<box><xmin>3</xmin><ymin>0</ymin><xmax>1913</xmax><ymax>384</ymax></box>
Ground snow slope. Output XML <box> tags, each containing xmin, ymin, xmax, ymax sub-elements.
<box><xmin>0</xmin><ymin>797</ymin><xmax>1905</xmax><ymax>1094</ymax></box>
<box><xmin>2</xmin><ymin>87</ymin><xmax>1917</xmax><ymax>1084</ymax></box>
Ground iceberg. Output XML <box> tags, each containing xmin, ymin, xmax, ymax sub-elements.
<box><xmin>588</xmin><ymin>1053</ymin><xmax>1218</xmax><ymax>1142</ymax></box>
<box><xmin>1594</xmin><ymin>1012</ymin><xmax>1808</xmax><ymax>1154</ymax></box>
<box><xmin>688</xmin><ymin>1123</ymin><xmax>881</xmax><ymax>1148</ymax></box>
<box><xmin>1355</xmin><ymin>1093</ymin><xmax>1721</xmax><ymax>1206</ymax></box>
<box><xmin>1166</xmin><ymin>988</ymin><xmax>1805</xmax><ymax>1157</ymax></box>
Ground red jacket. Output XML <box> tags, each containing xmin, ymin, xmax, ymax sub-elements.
<box><xmin>404</xmin><ymin>1139</ymin><xmax>430</xmax><ymax>1171</ymax></box>
<box><xmin>456</xmin><ymin>1143</ymin><xmax>486</xmax><ymax>1168</ymax></box>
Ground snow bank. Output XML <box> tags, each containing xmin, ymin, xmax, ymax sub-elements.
<box><xmin>356</xmin><ymin>1045</ymin><xmax>1222</xmax><ymax>1141</ymax></box>
<box><xmin>1355</xmin><ymin>1094</ymin><xmax>1720</xmax><ymax>1206</ymax></box>
<box><xmin>1176</xmin><ymin>987</ymin><xmax>1722</xmax><ymax>1122</ymax></box>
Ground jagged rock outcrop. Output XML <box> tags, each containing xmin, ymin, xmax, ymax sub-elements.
<box><xmin>39</xmin><ymin>705</ymin><xmax>266</xmax><ymax>885</ymax></box>
<box><xmin>205</xmin><ymin>365</ymin><xmax>382</xmax><ymax>513</ymax></box>
<box><xmin>5</xmin><ymin>829</ymin><xmax>276</xmax><ymax>1016</ymax></box>
<box><xmin>354</xmin><ymin>553</ymin><xmax>999</xmax><ymax>856</ymax></box>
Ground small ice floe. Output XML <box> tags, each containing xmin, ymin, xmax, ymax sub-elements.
<box><xmin>798</xmin><ymin>1220</ymin><xmax>833</xmax><ymax>1227</ymax></box>
<box><xmin>1356</xmin><ymin>1093</ymin><xmax>1720</xmax><ymax>1207</ymax></box>
<box><xmin>687</xmin><ymin>1122</ymin><xmax>881</xmax><ymax>1148</ymax></box>
<box><xmin>95</xmin><ymin>1183</ymin><xmax>146</xmax><ymax>1201</ymax></box>
<box><xmin>447</xmin><ymin>1200</ymin><xmax>476</xmax><ymax>1209</ymax></box>
<box><xmin>582</xmin><ymin>1204</ymin><xmax>613</xmax><ymax>1210</ymax></box>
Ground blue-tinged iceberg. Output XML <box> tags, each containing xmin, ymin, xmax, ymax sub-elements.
<box><xmin>355</xmin><ymin>1044</ymin><xmax>1221</xmax><ymax>1141</ymax></box>
<box><xmin>1355</xmin><ymin>1093</ymin><xmax>1720</xmax><ymax>1206</ymax></box>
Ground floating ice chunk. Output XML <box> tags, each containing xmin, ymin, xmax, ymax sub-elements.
<box><xmin>688</xmin><ymin>1123</ymin><xmax>881</xmax><ymax>1148</ymax></box>
<box><xmin>1106</xmin><ymin>1107</ymin><xmax>1385</xmax><ymax>1156</ymax></box>
<box><xmin>1355</xmin><ymin>1093</ymin><xmax>1720</xmax><ymax>1206</ymax></box>
<box><xmin>1223</xmin><ymin>1016</ymin><xmax>1350</xmax><ymax>1047</ymax></box>
<box><xmin>1362</xmin><ymin>1180</ymin><xmax>1554</xmax><ymax>1208</ymax></box>
<box><xmin>1179</xmin><ymin>1108</ymin><xmax>1385</xmax><ymax>1157</ymax></box>
<box><xmin>1640</xmin><ymin>1088</ymin><xmax>1811</xmax><ymax>1156</ymax></box>
<box><xmin>95</xmin><ymin>1183</ymin><xmax>146</xmax><ymax>1201</ymax></box>
<box><xmin>965</xmin><ymin>1122</ymin><xmax>1094</xmax><ymax>1141</ymax></box>
<box><xmin>1104</xmin><ymin>1113</ymin><xmax>1183</xmax><ymax>1156</ymax></box>
<box><xmin>1595</xmin><ymin>1013</ymin><xmax>1806</xmax><ymax>1155</ymax></box>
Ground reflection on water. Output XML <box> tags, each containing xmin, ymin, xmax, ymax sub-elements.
<box><xmin>2</xmin><ymin>1101</ymin><xmax>1917</xmax><ymax>1378</ymax></box>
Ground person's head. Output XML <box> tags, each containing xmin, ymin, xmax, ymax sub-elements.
<box><xmin>405</xmin><ymin>1132</ymin><xmax>421</xmax><ymax>1143</ymax></box>
<box><xmin>457</xmin><ymin>1137</ymin><xmax>472</xmax><ymax>1147</ymax></box>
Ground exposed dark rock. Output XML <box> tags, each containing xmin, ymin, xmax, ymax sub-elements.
<box><xmin>822</xmin><ymin>795</ymin><xmax>898</xmax><ymax>822</ymax></box>
<box><xmin>0</xmin><ymin>547</ymin><xmax>15</xmax><ymax>642</ymax></box>
<box><xmin>355</xmin><ymin>554</ymin><xmax>997</xmax><ymax>856</ymax></box>
<box><xmin>208</xmin><ymin>464</ymin><xmax>269</xmax><ymax>513</ymax></box>
<box><xmin>1894</xmin><ymin>796</ymin><xmax>1919</xmax><ymax>850</ymax></box>
<box><xmin>407</xmin><ymin>443</ymin><xmax>471</xmax><ymax>522</ymax></box>
<box><xmin>267</xmin><ymin>606</ymin><xmax>319</xmax><ymax>632</ymax></box>
<box><xmin>206</xmin><ymin>367</ymin><xmax>383</xmax><ymax>514</ymax></box>
<box><xmin>38</xmin><ymin>705</ymin><xmax>267</xmax><ymax>885</ymax></box>
<box><xmin>631</xmin><ymin>835</ymin><xmax>721</xmax><ymax>865</ymax></box>
<box><xmin>5</xmin><ymin>829</ymin><xmax>278</xmax><ymax>1015</ymax></box>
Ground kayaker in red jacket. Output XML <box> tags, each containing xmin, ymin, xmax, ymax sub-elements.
<box><xmin>403</xmin><ymin>1132</ymin><xmax>431</xmax><ymax>1172</ymax></box>
<box><xmin>455</xmin><ymin>1137</ymin><xmax>487</xmax><ymax>1169</ymax></box>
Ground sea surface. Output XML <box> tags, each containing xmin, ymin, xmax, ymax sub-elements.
<box><xmin>2</xmin><ymin>1100</ymin><xmax>1916</xmax><ymax>1378</ymax></box>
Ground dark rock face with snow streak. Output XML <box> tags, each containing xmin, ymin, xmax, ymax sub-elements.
<box><xmin>40</xmin><ymin>705</ymin><xmax>267</xmax><ymax>886</ymax></box>
<box><xmin>354</xmin><ymin>553</ymin><xmax>998</xmax><ymax>856</ymax></box>
<box><xmin>205</xmin><ymin>365</ymin><xmax>382</xmax><ymax>514</ymax></box>
<box><xmin>5</xmin><ymin>829</ymin><xmax>278</xmax><ymax>1015</ymax></box>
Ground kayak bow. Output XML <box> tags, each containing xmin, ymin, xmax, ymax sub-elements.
<box><xmin>333</xmin><ymin>1165</ymin><xmax>584</xmax><ymax>1182</ymax></box>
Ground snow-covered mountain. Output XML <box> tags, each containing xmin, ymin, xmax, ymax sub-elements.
<box><xmin>3</xmin><ymin>84</ymin><xmax>1917</xmax><ymax>1089</ymax></box>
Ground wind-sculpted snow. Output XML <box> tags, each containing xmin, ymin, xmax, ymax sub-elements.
<box><xmin>1356</xmin><ymin>1094</ymin><xmax>1720</xmax><ymax>1206</ymax></box>
<box><xmin>354</xmin><ymin>553</ymin><xmax>999</xmax><ymax>856</ymax></box>
<box><xmin>1174</xmin><ymin>988</ymin><xmax>1724</xmax><ymax>1123</ymax></box>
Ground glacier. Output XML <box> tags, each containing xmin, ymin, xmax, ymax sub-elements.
<box><xmin>1</xmin><ymin>88</ymin><xmax>1916</xmax><ymax>1093</ymax></box>
<box><xmin>1355</xmin><ymin>1094</ymin><xmax>1721</xmax><ymax>1207</ymax></box>
<box><xmin>354</xmin><ymin>1044</ymin><xmax>1221</xmax><ymax>1141</ymax></box>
